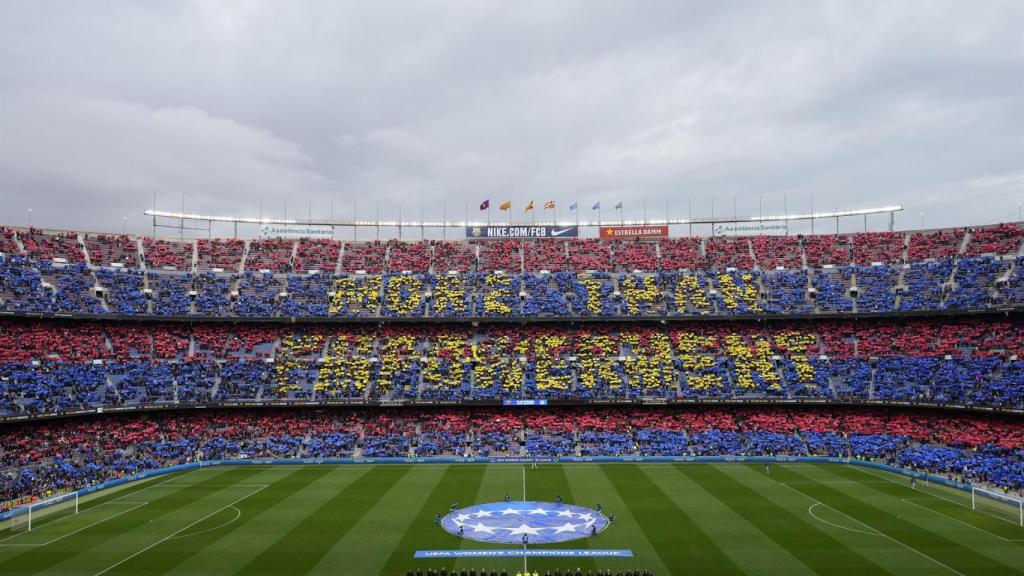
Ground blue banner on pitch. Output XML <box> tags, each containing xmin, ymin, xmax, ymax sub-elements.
<box><xmin>414</xmin><ymin>549</ymin><xmax>633</xmax><ymax>558</ymax></box>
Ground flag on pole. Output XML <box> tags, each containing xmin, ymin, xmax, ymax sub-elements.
<box><xmin>544</xmin><ymin>201</ymin><xmax>555</xmax><ymax>210</ymax></box>
<box><xmin>525</xmin><ymin>200</ymin><xmax>534</xmax><ymax>212</ymax></box>
<box><xmin>480</xmin><ymin>200</ymin><xmax>489</xmax><ymax>210</ymax></box>
<box><xmin>499</xmin><ymin>201</ymin><xmax>511</xmax><ymax>211</ymax></box>
<box><xmin>592</xmin><ymin>202</ymin><xmax>601</xmax><ymax>210</ymax></box>
<box><xmin>615</xmin><ymin>202</ymin><xmax>623</xmax><ymax>209</ymax></box>
<box><xmin>569</xmin><ymin>202</ymin><xmax>578</xmax><ymax>211</ymax></box>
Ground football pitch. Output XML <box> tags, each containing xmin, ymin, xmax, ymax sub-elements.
<box><xmin>1</xmin><ymin>463</ymin><xmax>1021</xmax><ymax>576</ymax></box>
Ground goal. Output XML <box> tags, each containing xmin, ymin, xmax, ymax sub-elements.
<box><xmin>971</xmin><ymin>486</ymin><xmax>1023</xmax><ymax>526</ymax></box>
<box><xmin>9</xmin><ymin>492</ymin><xmax>79</xmax><ymax>532</ymax></box>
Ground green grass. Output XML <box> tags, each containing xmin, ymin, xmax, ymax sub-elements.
<box><xmin>1</xmin><ymin>463</ymin><xmax>1022</xmax><ymax>575</ymax></box>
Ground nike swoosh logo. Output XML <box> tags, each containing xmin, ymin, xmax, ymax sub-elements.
<box><xmin>551</xmin><ymin>228</ymin><xmax>574</xmax><ymax>236</ymax></box>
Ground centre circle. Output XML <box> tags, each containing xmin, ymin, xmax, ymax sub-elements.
<box><xmin>440</xmin><ymin>501</ymin><xmax>610</xmax><ymax>544</ymax></box>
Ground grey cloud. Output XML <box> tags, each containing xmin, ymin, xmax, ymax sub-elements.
<box><xmin>0</xmin><ymin>0</ymin><xmax>1021</xmax><ymax>237</ymax></box>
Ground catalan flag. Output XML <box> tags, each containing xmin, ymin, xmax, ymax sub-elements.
<box><xmin>525</xmin><ymin>200</ymin><xmax>534</xmax><ymax>212</ymax></box>
<box><xmin>499</xmin><ymin>201</ymin><xmax>511</xmax><ymax>211</ymax></box>
<box><xmin>544</xmin><ymin>201</ymin><xmax>555</xmax><ymax>210</ymax></box>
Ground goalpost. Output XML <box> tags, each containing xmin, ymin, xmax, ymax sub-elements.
<box><xmin>971</xmin><ymin>486</ymin><xmax>1023</xmax><ymax>526</ymax></box>
<box><xmin>9</xmin><ymin>492</ymin><xmax>79</xmax><ymax>532</ymax></box>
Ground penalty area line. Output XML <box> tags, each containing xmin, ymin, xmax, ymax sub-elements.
<box><xmin>847</xmin><ymin>465</ymin><xmax>1024</xmax><ymax>529</ymax></box>
<box><xmin>778</xmin><ymin>480</ymin><xmax>966</xmax><ymax>576</ymax></box>
<box><xmin>0</xmin><ymin>502</ymin><xmax>149</xmax><ymax>547</ymax></box>
<box><xmin>92</xmin><ymin>485</ymin><xmax>267</xmax><ymax>576</ymax></box>
<box><xmin>899</xmin><ymin>498</ymin><xmax>1022</xmax><ymax>543</ymax></box>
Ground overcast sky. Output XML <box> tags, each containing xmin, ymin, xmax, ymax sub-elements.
<box><xmin>1</xmin><ymin>0</ymin><xmax>1022</xmax><ymax>239</ymax></box>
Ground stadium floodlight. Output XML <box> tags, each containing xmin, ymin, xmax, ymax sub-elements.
<box><xmin>972</xmin><ymin>486</ymin><xmax>1023</xmax><ymax>526</ymax></box>
<box><xmin>10</xmin><ymin>491</ymin><xmax>79</xmax><ymax>532</ymax></box>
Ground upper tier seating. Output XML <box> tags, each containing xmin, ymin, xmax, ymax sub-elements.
<box><xmin>83</xmin><ymin>234</ymin><xmax>138</xmax><ymax>267</ymax></box>
<box><xmin>293</xmin><ymin>239</ymin><xmax>340</xmax><ymax>272</ymax></box>
<box><xmin>20</xmin><ymin>229</ymin><xmax>85</xmax><ymax>263</ymax></box>
<box><xmin>386</xmin><ymin>240</ymin><xmax>431</xmax><ymax>273</ymax></box>
<box><xmin>341</xmin><ymin>241</ymin><xmax>386</xmax><ymax>273</ymax></box>
<box><xmin>196</xmin><ymin>239</ymin><xmax>245</xmax><ymax>272</ymax></box>
<box><xmin>142</xmin><ymin>238</ymin><xmax>193</xmax><ymax>270</ymax></box>
<box><xmin>0</xmin><ymin>258</ymin><xmax>1017</xmax><ymax>318</ymax></box>
<box><xmin>246</xmin><ymin>239</ymin><xmax>295</xmax><ymax>273</ymax></box>
<box><xmin>0</xmin><ymin>224</ymin><xmax>1018</xmax><ymax>317</ymax></box>
<box><xmin>966</xmin><ymin>223</ymin><xmax>1023</xmax><ymax>257</ymax></box>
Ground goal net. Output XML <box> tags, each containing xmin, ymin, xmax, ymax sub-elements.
<box><xmin>971</xmin><ymin>486</ymin><xmax>1023</xmax><ymax>526</ymax></box>
<box><xmin>9</xmin><ymin>492</ymin><xmax>79</xmax><ymax>532</ymax></box>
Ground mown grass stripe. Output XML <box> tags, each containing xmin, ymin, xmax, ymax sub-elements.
<box><xmin>6</xmin><ymin>466</ymin><xmax>267</xmax><ymax>576</ymax></box>
<box><xmin>451</xmin><ymin>464</ymin><xmax>523</xmax><ymax>574</ymax></box>
<box><xmin>512</xmin><ymin>463</ymin><xmax>597</xmax><ymax>575</ymax></box>
<box><xmin>377</xmin><ymin>465</ymin><xmax>486</xmax><ymax>576</ymax></box>
<box><xmin>142</xmin><ymin>466</ymin><xmax>332</xmax><ymax>574</ymax></box>
<box><xmin>167</xmin><ymin>467</ymin><xmax>369</xmax><ymax>576</ymax></box>
<box><xmin>604</xmin><ymin>463</ymin><xmax>744</xmax><ymax>575</ymax></box>
<box><xmin>686</xmin><ymin>464</ymin><xmax>895</xmax><ymax>576</ymax></box>
<box><xmin>233</xmin><ymin>465</ymin><xmax>411</xmax><ymax>575</ymax></box>
<box><xmin>646</xmin><ymin>465</ymin><xmax>815</xmax><ymax>576</ymax></box>
<box><xmin>564</xmin><ymin>464</ymin><xmax>672</xmax><ymax>575</ymax></box>
<box><xmin>779</xmin><ymin>466</ymin><xmax>1023</xmax><ymax>576</ymax></box>
<box><xmin>305</xmin><ymin>465</ymin><xmax>450</xmax><ymax>576</ymax></box>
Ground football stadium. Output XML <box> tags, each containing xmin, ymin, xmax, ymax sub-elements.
<box><xmin>0</xmin><ymin>218</ymin><xmax>1022</xmax><ymax>575</ymax></box>
<box><xmin>2</xmin><ymin>2</ymin><xmax>1024</xmax><ymax>575</ymax></box>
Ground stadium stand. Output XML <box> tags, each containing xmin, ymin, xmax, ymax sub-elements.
<box><xmin>0</xmin><ymin>223</ymin><xmax>1017</xmax><ymax>318</ymax></box>
<box><xmin>2</xmin><ymin>406</ymin><xmax>1021</xmax><ymax>512</ymax></box>
<box><xmin>0</xmin><ymin>221</ymin><xmax>1022</xmax><ymax>518</ymax></box>
<box><xmin>0</xmin><ymin>317</ymin><xmax>1021</xmax><ymax>416</ymax></box>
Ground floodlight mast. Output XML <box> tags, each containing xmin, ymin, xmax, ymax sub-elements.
<box><xmin>144</xmin><ymin>205</ymin><xmax>903</xmax><ymax>235</ymax></box>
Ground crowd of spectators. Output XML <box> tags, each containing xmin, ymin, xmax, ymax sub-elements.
<box><xmin>0</xmin><ymin>224</ymin><xmax>1019</xmax><ymax>318</ymax></box>
<box><xmin>0</xmin><ymin>317</ymin><xmax>1021</xmax><ymax>416</ymax></box>
<box><xmin>2</xmin><ymin>406</ymin><xmax>1021</xmax><ymax>512</ymax></box>
<box><xmin>0</xmin><ymin>258</ymin><xmax>1018</xmax><ymax>318</ymax></box>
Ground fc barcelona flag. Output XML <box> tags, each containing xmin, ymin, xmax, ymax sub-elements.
<box><xmin>480</xmin><ymin>200</ymin><xmax>489</xmax><ymax>210</ymax></box>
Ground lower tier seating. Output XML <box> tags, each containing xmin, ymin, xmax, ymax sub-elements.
<box><xmin>1</xmin><ymin>406</ymin><xmax>1021</xmax><ymax>511</ymax></box>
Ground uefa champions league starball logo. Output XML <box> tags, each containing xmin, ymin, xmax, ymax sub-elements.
<box><xmin>440</xmin><ymin>501</ymin><xmax>610</xmax><ymax>544</ymax></box>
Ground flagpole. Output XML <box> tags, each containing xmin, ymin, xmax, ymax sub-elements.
<box><xmin>442</xmin><ymin>201</ymin><xmax>447</xmax><ymax>240</ymax></box>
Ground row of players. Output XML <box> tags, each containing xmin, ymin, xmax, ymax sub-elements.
<box><xmin>3</xmin><ymin>407</ymin><xmax>1022</xmax><ymax>512</ymax></box>
<box><xmin>2</xmin><ymin>254</ymin><xmax>1022</xmax><ymax>317</ymax></box>
<box><xmin>2</xmin><ymin>318</ymin><xmax>1022</xmax><ymax>416</ymax></box>
<box><xmin>7</xmin><ymin>224</ymin><xmax>1023</xmax><ymax>273</ymax></box>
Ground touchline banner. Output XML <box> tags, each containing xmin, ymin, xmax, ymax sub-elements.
<box><xmin>465</xmin><ymin>225</ymin><xmax>579</xmax><ymax>239</ymax></box>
